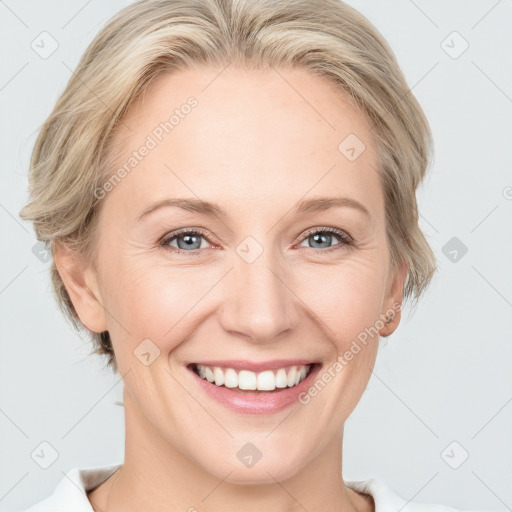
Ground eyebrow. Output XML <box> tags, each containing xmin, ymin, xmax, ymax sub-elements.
<box><xmin>136</xmin><ymin>196</ymin><xmax>372</xmax><ymax>222</ymax></box>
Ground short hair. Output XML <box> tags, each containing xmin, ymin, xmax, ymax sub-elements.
<box><xmin>19</xmin><ymin>0</ymin><xmax>437</xmax><ymax>374</ymax></box>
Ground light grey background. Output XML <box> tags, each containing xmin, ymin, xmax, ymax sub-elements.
<box><xmin>1</xmin><ymin>1</ymin><xmax>511</xmax><ymax>511</ymax></box>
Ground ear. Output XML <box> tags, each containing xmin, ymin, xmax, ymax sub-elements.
<box><xmin>53</xmin><ymin>241</ymin><xmax>108</xmax><ymax>334</ymax></box>
<box><xmin>379</xmin><ymin>261</ymin><xmax>408</xmax><ymax>337</ymax></box>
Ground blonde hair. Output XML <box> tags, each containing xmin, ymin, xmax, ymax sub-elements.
<box><xmin>20</xmin><ymin>0</ymin><xmax>437</xmax><ymax>373</ymax></box>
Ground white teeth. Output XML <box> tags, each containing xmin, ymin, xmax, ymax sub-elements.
<box><xmin>213</xmin><ymin>367</ymin><xmax>224</xmax><ymax>386</ymax></box>
<box><xmin>224</xmin><ymin>368</ymin><xmax>238</xmax><ymax>388</ymax></box>
<box><xmin>287</xmin><ymin>366</ymin><xmax>297</xmax><ymax>387</ymax></box>
<box><xmin>275</xmin><ymin>368</ymin><xmax>288</xmax><ymax>388</ymax></box>
<box><xmin>257</xmin><ymin>370</ymin><xmax>276</xmax><ymax>391</ymax></box>
<box><xmin>239</xmin><ymin>370</ymin><xmax>257</xmax><ymax>390</ymax></box>
<box><xmin>194</xmin><ymin>363</ymin><xmax>312</xmax><ymax>391</ymax></box>
<box><xmin>204</xmin><ymin>366</ymin><xmax>214</xmax><ymax>383</ymax></box>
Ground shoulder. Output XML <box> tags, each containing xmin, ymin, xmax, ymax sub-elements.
<box><xmin>22</xmin><ymin>463</ymin><xmax>122</xmax><ymax>512</ymax></box>
<box><xmin>345</xmin><ymin>477</ymin><xmax>485</xmax><ymax>512</ymax></box>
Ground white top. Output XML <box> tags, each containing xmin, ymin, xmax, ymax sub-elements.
<box><xmin>22</xmin><ymin>463</ymin><xmax>481</xmax><ymax>512</ymax></box>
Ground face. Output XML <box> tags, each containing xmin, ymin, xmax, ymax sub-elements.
<box><xmin>58</xmin><ymin>65</ymin><xmax>405</xmax><ymax>484</ymax></box>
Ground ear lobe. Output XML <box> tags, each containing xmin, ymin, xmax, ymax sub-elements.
<box><xmin>379</xmin><ymin>261</ymin><xmax>408</xmax><ymax>337</ymax></box>
<box><xmin>53</xmin><ymin>241</ymin><xmax>108</xmax><ymax>334</ymax></box>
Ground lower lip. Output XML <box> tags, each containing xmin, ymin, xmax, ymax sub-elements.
<box><xmin>188</xmin><ymin>364</ymin><xmax>321</xmax><ymax>415</ymax></box>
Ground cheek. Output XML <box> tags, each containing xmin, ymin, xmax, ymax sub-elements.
<box><xmin>292</xmin><ymin>259</ymin><xmax>384</xmax><ymax>412</ymax></box>
<box><xmin>296</xmin><ymin>258</ymin><xmax>387</xmax><ymax>343</ymax></box>
<box><xmin>102</xmin><ymin>257</ymin><xmax>219</xmax><ymax>351</ymax></box>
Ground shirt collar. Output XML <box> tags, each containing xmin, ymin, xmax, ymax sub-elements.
<box><xmin>32</xmin><ymin>466</ymin><xmax>437</xmax><ymax>512</ymax></box>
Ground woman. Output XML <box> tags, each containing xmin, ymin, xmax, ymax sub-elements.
<box><xmin>20</xmin><ymin>0</ymin><xmax>480</xmax><ymax>510</ymax></box>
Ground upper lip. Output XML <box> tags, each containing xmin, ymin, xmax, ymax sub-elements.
<box><xmin>188</xmin><ymin>359</ymin><xmax>319</xmax><ymax>372</ymax></box>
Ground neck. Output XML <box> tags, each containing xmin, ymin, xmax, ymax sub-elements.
<box><xmin>89</xmin><ymin>388</ymin><xmax>373</xmax><ymax>512</ymax></box>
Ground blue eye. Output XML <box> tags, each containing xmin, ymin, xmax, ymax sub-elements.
<box><xmin>160</xmin><ymin>229</ymin><xmax>210</xmax><ymax>253</ymax></box>
<box><xmin>298</xmin><ymin>227</ymin><xmax>353</xmax><ymax>252</ymax></box>
<box><xmin>159</xmin><ymin>227</ymin><xmax>353</xmax><ymax>255</ymax></box>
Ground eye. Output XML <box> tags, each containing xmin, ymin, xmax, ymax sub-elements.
<box><xmin>297</xmin><ymin>227</ymin><xmax>353</xmax><ymax>252</ymax></box>
<box><xmin>159</xmin><ymin>228</ymin><xmax>214</xmax><ymax>254</ymax></box>
<box><xmin>159</xmin><ymin>226</ymin><xmax>354</xmax><ymax>255</ymax></box>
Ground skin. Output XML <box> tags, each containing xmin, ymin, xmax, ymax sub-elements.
<box><xmin>55</xmin><ymin>64</ymin><xmax>407</xmax><ymax>512</ymax></box>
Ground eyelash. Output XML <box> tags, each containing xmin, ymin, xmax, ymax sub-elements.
<box><xmin>158</xmin><ymin>227</ymin><xmax>354</xmax><ymax>255</ymax></box>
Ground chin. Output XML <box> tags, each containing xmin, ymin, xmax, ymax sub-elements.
<box><xmin>190</xmin><ymin>439</ymin><xmax>312</xmax><ymax>485</ymax></box>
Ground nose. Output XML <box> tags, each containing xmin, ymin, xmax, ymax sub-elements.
<box><xmin>218</xmin><ymin>244</ymin><xmax>301</xmax><ymax>344</ymax></box>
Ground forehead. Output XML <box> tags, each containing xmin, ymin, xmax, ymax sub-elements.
<box><xmin>105</xmin><ymin>65</ymin><xmax>383</xmax><ymax>222</ymax></box>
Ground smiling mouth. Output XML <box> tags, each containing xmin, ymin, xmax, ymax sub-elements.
<box><xmin>188</xmin><ymin>362</ymin><xmax>320</xmax><ymax>393</ymax></box>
